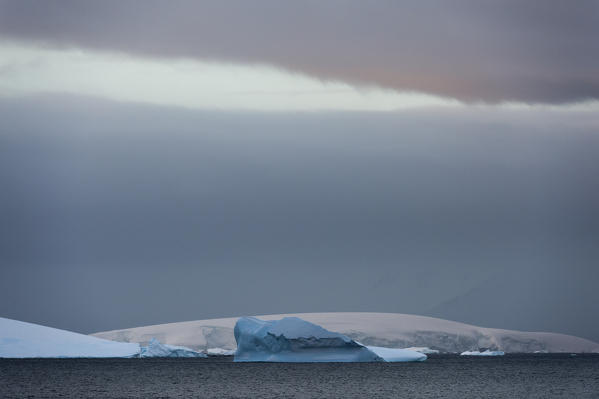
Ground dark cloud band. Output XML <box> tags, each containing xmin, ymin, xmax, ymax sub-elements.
<box><xmin>1</xmin><ymin>0</ymin><xmax>598</xmax><ymax>103</ymax></box>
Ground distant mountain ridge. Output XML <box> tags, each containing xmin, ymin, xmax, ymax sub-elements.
<box><xmin>92</xmin><ymin>312</ymin><xmax>599</xmax><ymax>354</ymax></box>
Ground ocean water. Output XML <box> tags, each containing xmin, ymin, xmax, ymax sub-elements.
<box><xmin>1</xmin><ymin>354</ymin><xmax>598</xmax><ymax>398</ymax></box>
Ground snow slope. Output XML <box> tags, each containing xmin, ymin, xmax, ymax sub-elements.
<box><xmin>0</xmin><ymin>317</ymin><xmax>140</xmax><ymax>358</ymax></box>
<box><xmin>92</xmin><ymin>312</ymin><xmax>599</xmax><ymax>353</ymax></box>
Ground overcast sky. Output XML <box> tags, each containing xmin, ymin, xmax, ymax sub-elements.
<box><xmin>0</xmin><ymin>1</ymin><xmax>598</xmax><ymax>341</ymax></box>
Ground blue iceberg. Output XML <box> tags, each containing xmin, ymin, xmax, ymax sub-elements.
<box><xmin>233</xmin><ymin>316</ymin><xmax>426</xmax><ymax>362</ymax></box>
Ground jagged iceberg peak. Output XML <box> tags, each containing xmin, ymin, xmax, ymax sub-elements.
<box><xmin>233</xmin><ymin>316</ymin><xmax>425</xmax><ymax>362</ymax></box>
<box><xmin>265</xmin><ymin>317</ymin><xmax>353</xmax><ymax>342</ymax></box>
<box><xmin>140</xmin><ymin>338</ymin><xmax>207</xmax><ymax>358</ymax></box>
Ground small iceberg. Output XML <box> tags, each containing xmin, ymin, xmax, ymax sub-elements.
<box><xmin>206</xmin><ymin>347</ymin><xmax>236</xmax><ymax>356</ymax></box>
<box><xmin>141</xmin><ymin>338</ymin><xmax>207</xmax><ymax>358</ymax></box>
<box><xmin>233</xmin><ymin>316</ymin><xmax>426</xmax><ymax>362</ymax></box>
<box><xmin>367</xmin><ymin>346</ymin><xmax>427</xmax><ymax>362</ymax></box>
<box><xmin>460</xmin><ymin>350</ymin><xmax>505</xmax><ymax>356</ymax></box>
<box><xmin>404</xmin><ymin>347</ymin><xmax>440</xmax><ymax>354</ymax></box>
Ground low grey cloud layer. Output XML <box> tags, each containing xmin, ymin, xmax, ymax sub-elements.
<box><xmin>1</xmin><ymin>0</ymin><xmax>598</xmax><ymax>103</ymax></box>
<box><xmin>1</xmin><ymin>94</ymin><xmax>597</xmax><ymax>339</ymax></box>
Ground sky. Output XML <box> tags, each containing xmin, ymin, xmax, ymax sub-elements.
<box><xmin>0</xmin><ymin>1</ymin><xmax>598</xmax><ymax>341</ymax></box>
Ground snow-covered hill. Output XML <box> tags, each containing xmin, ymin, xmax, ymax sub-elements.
<box><xmin>0</xmin><ymin>317</ymin><xmax>140</xmax><ymax>358</ymax></box>
<box><xmin>92</xmin><ymin>312</ymin><xmax>599</xmax><ymax>353</ymax></box>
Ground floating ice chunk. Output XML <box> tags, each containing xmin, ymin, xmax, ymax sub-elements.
<box><xmin>206</xmin><ymin>347</ymin><xmax>236</xmax><ymax>356</ymax></box>
<box><xmin>367</xmin><ymin>346</ymin><xmax>427</xmax><ymax>362</ymax></box>
<box><xmin>0</xmin><ymin>317</ymin><xmax>140</xmax><ymax>358</ymax></box>
<box><xmin>140</xmin><ymin>338</ymin><xmax>207</xmax><ymax>358</ymax></box>
<box><xmin>460</xmin><ymin>350</ymin><xmax>505</xmax><ymax>356</ymax></box>
<box><xmin>404</xmin><ymin>347</ymin><xmax>440</xmax><ymax>354</ymax></box>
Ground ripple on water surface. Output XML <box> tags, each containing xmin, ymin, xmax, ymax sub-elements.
<box><xmin>1</xmin><ymin>354</ymin><xmax>598</xmax><ymax>398</ymax></box>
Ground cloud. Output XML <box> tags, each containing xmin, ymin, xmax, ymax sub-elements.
<box><xmin>0</xmin><ymin>42</ymin><xmax>459</xmax><ymax>111</ymax></box>
<box><xmin>0</xmin><ymin>0</ymin><xmax>598</xmax><ymax>104</ymax></box>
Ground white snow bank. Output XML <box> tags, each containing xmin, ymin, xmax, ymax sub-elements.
<box><xmin>140</xmin><ymin>338</ymin><xmax>207</xmax><ymax>358</ymax></box>
<box><xmin>93</xmin><ymin>312</ymin><xmax>599</xmax><ymax>354</ymax></box>
<box><xmin>234</xmin><ymin>316</ymin><xmax>383</xmax><ymax>362</ymax></box>
<box><xmin>460</xmin><ymin>350</ymin><xmax>505</xmax><ymax>356</ymax></box>
<box><xmin>0</xmin><ymin>317</ymin><xmax>139</xmax><ymax>358</ymax></box>
<box><xmin>367</xmin><ymin>346</ymin><xmax>427</xmax><ymax>362</ymax></box>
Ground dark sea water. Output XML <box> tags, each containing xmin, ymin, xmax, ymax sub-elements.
<box><xmin>1</xmin><ymin>354</ymin><xmax>598</xmax><ymax>398</ymax></box>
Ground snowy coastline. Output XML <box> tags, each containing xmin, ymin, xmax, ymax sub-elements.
<box><xmin>93</xmin><ymin>312</ymin><xmax>599</xmax><ymax>355</ymax></box>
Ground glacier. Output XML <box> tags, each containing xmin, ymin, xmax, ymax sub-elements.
<box><xmin>0</xmin><ymin>317</ymin><xmax>139</xmax><ymax>358</ymax></box>
<box><xmin>233</xmin><ymin>316</ymin><xmax>425</xmax><ymax>362</ymax></box>
<box><xmin>460</xmin><ymin>350</ymin><xmax>505</xmax><ymax>356</ymax></box>
<box><xmin>93</xmin><ymin>312</ymin><xmax>599</xmax><ymax>354</ymax></box>
<box><xmin>140</xmin><ymin>338</ymin><xmax>207</xmax><ymax>358</ymax></box>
